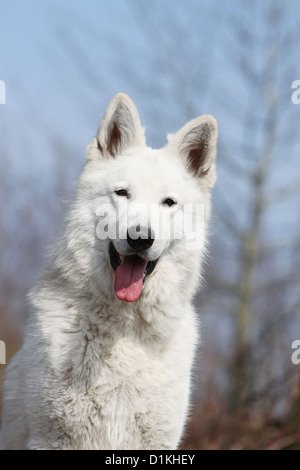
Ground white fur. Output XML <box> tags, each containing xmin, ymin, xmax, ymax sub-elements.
<box><xmin>0</xmin><ymin>93</ymin><xmax>218</xmax><ymax>450</ymax></box>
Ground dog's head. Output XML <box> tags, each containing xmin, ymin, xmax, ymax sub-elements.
<box><xmin>78</xmin><ymin>93</ymin><xmax>218</xmax><ymax>303</ymax></box>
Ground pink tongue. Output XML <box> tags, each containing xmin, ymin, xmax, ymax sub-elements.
<box><xmin>115</xmin><ymin>255</ymin><xmax>148</xmax><ymax>302</ymax></box>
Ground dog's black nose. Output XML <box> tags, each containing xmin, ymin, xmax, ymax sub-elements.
<box><xmin>127</xmin><ymin>226</ymin><xmax>155</xmax><ymax>251</ymax></box>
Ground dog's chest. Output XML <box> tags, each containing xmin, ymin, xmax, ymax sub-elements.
<box><xmin>59</xmin><ymin>336</ymin><xmax>178</xmax><ymax>449</ymax></box>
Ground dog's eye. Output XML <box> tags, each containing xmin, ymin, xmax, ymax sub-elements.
<box><xmin>115</xmin><ymin>189</ymin><xmax>128</xmax><ymax>197</ymax></box>
<box><xmin>162</xmin><ymin>198</ymin><xmax>176</xmax><ymax>207</ymax></box>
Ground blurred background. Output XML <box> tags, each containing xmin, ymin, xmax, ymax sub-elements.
<box><xmin>0</xmin><ymin>0</ymin><xmax>300</xmax><ymax>450</ymax></box>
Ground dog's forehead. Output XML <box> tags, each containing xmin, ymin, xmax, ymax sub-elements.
<box><xmin>100</xmin><ymin>146</ymin><xmax>200</xmax><ymax>200</ymax></box>
<box><xmin>120</xmin><ymin>146</ymin><xmax>185</xmax><ymax>182</ymax></box>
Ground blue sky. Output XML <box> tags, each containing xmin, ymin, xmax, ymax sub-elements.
<box><xmin>1</xmin><ymin>0</ymin><xmax>299</xmax><ymax>153</ymax></box>
<box><xmin>0</xmin><ymin>1</ymin><xmax>243</xmax><ymax>147</ymax></box>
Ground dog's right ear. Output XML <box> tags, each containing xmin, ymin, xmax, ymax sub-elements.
<box><xmin>87</xmin><ymin>93</ymin><xmax>145</xmax><ymax>161</ymax></box>
<box><xmin>167</xmin><ymin>114</ymin><xmax>218</xmax><ymax>189</ymax></box>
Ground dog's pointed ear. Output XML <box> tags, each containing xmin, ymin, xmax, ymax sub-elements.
<box><xmin>167</xmin><ymin>115</ymin><xmax>218</xmax><ymax>188</ymax></box>
<box><xmin>90</xmin><ymin>93</ymin><xmax>145</xmax><ymax>160</ymax></box>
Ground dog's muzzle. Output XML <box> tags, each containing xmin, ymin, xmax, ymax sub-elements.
<box><xmin>109</xmin><ymin>242</ymin><xmax>158</xmax><ymax>302</ymax></box>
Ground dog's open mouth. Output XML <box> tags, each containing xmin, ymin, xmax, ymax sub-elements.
<box><xmin>109</xmin><ymin>242</ymin><xmax>158</xmax><ymax>302</ymax></box>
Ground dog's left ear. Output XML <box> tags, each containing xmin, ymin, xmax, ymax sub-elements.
<box><xmin>92</xmin><ymin>93</ymin><xmax>145</xmax><ymax>160</ymax></box>
<box><xmin>167</xmin><ymin>115</ymin><xmax>218</xmax><ymax>188</ymax></box>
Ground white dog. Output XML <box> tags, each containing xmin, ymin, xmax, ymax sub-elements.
<box><xmin>0</xmin><ymin>93</ymin><xmax>218</xmax><ymax>450</ymax></box>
